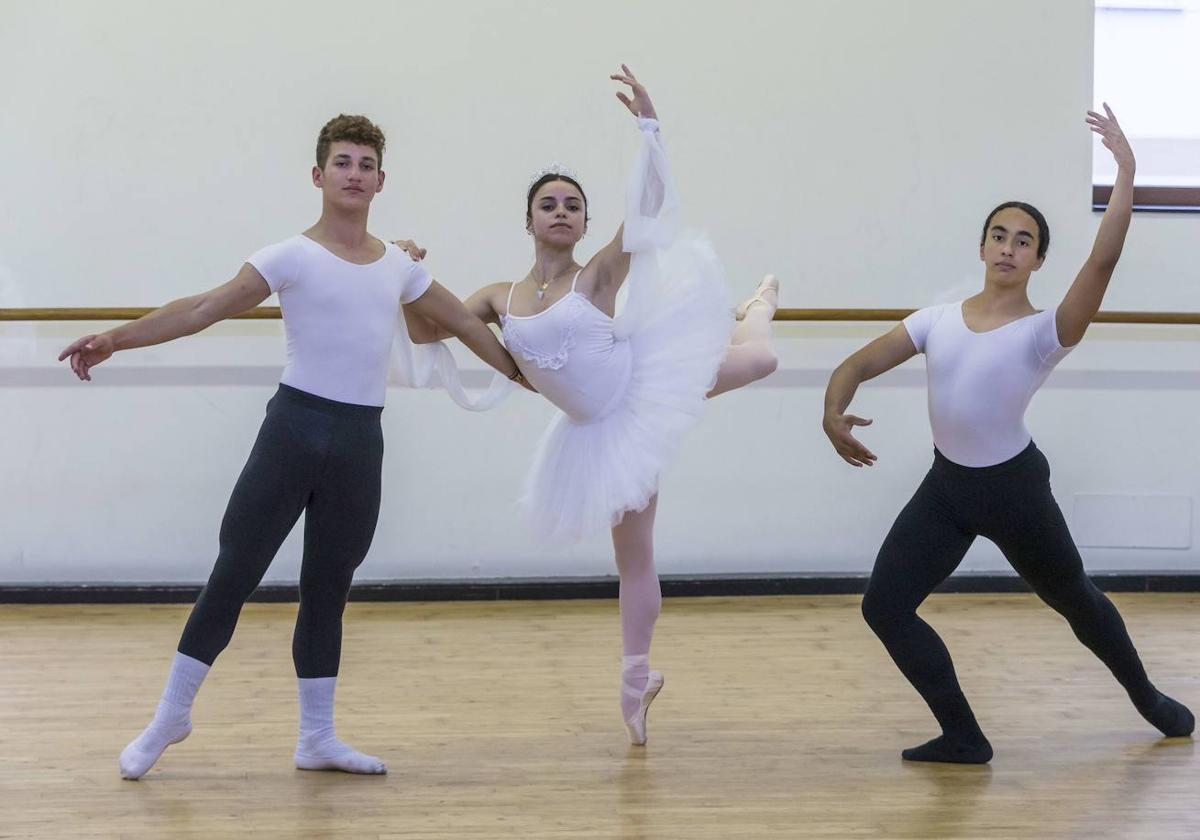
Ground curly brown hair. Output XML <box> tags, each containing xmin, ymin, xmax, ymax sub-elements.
<box><xmin>315</xmin><ymin>114</ymin><xmax>386</xmax><ymax>169</ymax></box>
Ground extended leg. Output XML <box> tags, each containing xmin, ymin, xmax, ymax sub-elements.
<box><xmin>993</xmin><ymin>477</ymin><xmax>1193</xmax><ymax>738</ymax></box>
<box><xmin>120</xmin><ymin>401</ymin><xmax>315</xmax><ymax>779</ymax></box>
<box><xmin>708</xmin><ymin>276</ymin><xmax>779</xmax><ymax>398</ymax></box>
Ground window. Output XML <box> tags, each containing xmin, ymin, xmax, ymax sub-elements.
<box><xmin>1094</xmin><ymin>0</ymin><xmax>1200</xmax><ymax>210</ymax></box>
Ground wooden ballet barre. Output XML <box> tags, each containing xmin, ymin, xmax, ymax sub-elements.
<box><xmin>1</xmin><ymin>307</ymin><xmax>1199</xmax><ymax>325</ymax></box>
<box><xmin>0</xmin><ymin>307</ymin><xmax>283</xmax><ymax>322</ymax></box>
<box><xmin>775</xmin><ymin>309</ymin><xmax>1200</xmax><ymax>325</ymax></box>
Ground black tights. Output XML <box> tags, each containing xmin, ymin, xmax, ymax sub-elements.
<box><xmin>178</xmin><ymin>384</ymin><xmax>383</xmax><ymax>678</ymax></box>
<box><xmin>863</xmin><ymin>442</ymin><xmax>1161</xmax><ymax>743</ymax></box>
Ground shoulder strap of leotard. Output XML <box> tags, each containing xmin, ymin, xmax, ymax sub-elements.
<box><xmin>504</xmin><ymin>279</ymin><xmax>518</xmax><ymax>316</ymax></box>
<box><xmin>569</xmin><ymin>269</ymin><xmax>583</xmax><ymax>293</ymax></box>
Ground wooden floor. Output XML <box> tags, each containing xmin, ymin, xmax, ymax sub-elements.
<box><xmin>1</xmin><ymin>594</ymin><xmax>1198</xmax><ymax>839</ymax></box>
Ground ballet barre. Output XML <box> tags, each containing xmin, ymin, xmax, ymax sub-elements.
<box><xmin>2</xmin><ymin>308</ymin><xmax>1199</xmax><ymax>325</ymax></box>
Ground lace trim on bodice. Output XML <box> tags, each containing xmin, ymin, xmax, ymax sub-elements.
<box><xmin>501</xmin><ymin>293</ymin><xmax>590</xmax><ymax>370</ymax></box>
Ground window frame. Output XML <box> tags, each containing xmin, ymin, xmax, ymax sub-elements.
<box><xmin>1092</xmin><ymin>185</ymin><xmax>1200</xmax><ymax>212</ymax></box>
<box><xmin>1093</xmin><ymin>1</ymin><xmax>1200</xmax><ymax>212</ymax></box>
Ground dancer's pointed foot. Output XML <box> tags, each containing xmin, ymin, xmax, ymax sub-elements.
<box><xmin>901</xmin><ymin>734</ymin><xmax>993</xmax><ymax>765</ymax></box>
<box><xmin>1137</xmin><ymin>691</ymin><xmax>1194</xmax><ymax>738</ymax></box>
<box><xmin>624</xmin><ymin>671</ymin><xmax>665</xmax><ymax>746</ymax></box>
<box><xmin>119</xmin><ymin>717</ymin><xmax>193</xmax><ymax>780</ymax></box>
<box><xmin>735</xmin><ymin>274</ymin><xmax>779</xmax><ymax>320</ymax></box>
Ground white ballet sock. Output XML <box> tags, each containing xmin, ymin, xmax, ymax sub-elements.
<box><xmin>294</xmin><ymin>677</ymin><xmax>386</xmax><ymax>775</ymax></box>
<box><xmin>119</xmin><ymin>651</ymin><xmax>209</xmax><ymax>780</ymax></box>
<box><xmin>621</xmin><ymin>654</ymin><xmax>651</xmax><ymax>721</ymax></box>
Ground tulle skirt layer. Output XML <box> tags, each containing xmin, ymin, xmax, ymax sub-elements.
<box><xmin>521</xmin><ymin>233</ymin><xmax>733</xmax><ymax>542</ymax></box>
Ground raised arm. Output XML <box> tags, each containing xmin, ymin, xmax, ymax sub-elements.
<box><xmin>822</xmin><ymin>324</ymin><xmax>919</xmax><ymax>467</ymax></box>
<box><xmin>404</xmin><ymin>281</ymin><xmax>527</xmax><ymax>386</ymax></box>
<box><xmin>590</xmin><ymin>65</ymin><xmax>661</xmax><ymax>293</ymax></box>
<box><xmin>58</xmin><ymin>263</ymin><xmax>271</xmax><ymax>381</ymax></box>
<box><xmin>1056</xmin><ymin>104</ymin><xmax>1135</xmax><ymax>347</ymax></box>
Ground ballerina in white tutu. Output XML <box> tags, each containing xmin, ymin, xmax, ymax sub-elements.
<box><xmin>403</xmin><ymin>66</ymin><xmax>779</xmax><ymax>744</ymax></box>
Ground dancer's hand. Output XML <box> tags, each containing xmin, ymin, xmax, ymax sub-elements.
<box><xmin>612</xmin><ymin>64</ymin><xmax>658</xmax><ymax>121</ymax></box>
<box><xmin>1088</xmin><ymin>103</ymin><xmax>1134</xmax><ymax>172</ymax></box>
<box><xmin>823</xmin><ymin>412</ymin><xmax>877</xmax><ymax>468</ymax></box>
<box><xmin>391</xmin><ymin>239</ymin><xmax>427</xmax><ymax>261</ymax></box>
<box><xmin>58</xmin><ymin>333</ymin><xmax>114</xmax><ymax>381</ymax></box>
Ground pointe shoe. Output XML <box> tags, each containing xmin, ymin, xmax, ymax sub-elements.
<box><xmin>735</xmin><ymin>274</ymin><xmax>779</xmax><ymax>320</ymax></box>
<box><xmin>623</xmin><ymin>671</ymin><xmax>665</xmax><ymax>746</ymax></box>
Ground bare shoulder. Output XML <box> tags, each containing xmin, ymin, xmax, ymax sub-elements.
<box><xmin>479</xmin><ymin>281</ymin><xmax>512</xmax><ymax>303</ymax></box>
<box><xmin>465</xmin><ymin>281</ymin><xmax>514</xmax><ymax>320</ymax></box>
<box><xmin>575</xmin><ymin>255</ymin><xmax>602</xmax><ymax>285</ymax></box>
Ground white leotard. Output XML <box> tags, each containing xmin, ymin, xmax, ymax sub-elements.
<box><xmin>903</xmin><ymin>301</ymin><xmax>1072</xmax><ymax>467</ymax></box>
<box><xmin>248</xmin><ymin>234</ymin><xmax>432</xmax><ymax>406</ymax></box>
<box><xmin>500</xmin><ymin>272</ymin><xmax>633</xmax><ymax>423</ymax></box>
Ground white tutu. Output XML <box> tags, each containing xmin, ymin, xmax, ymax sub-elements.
<box><xmin>392</xmin><ymin>116</ymin><xmax>732</xmax><ymax>543</ymax></box>
<box><xmin>520</xmin><ymin>232</ymin><xmax>733</xmax><ymax>542</ymax></box>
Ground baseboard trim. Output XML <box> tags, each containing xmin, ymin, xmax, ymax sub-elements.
<box><xmin>2</xmin><ymin>572</ymin><xmax>1198</xmax><ymax>604</ymax></box>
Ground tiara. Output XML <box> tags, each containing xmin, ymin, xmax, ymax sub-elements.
<box><xmin>528</xmin><ymin>162</ymin><xmax>579</xmax><ymax>188</ymax></box>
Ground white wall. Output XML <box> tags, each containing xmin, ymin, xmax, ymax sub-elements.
<box><xmin>1</xmin><ymin>0</ymin><xmax>1197</xmax><ymax>584</ymax></box>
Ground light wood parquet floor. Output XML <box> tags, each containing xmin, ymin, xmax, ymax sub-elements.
<box><xmin>1</xmin><ymin>594</ymin><xmax>1197</xmax><ymax>839</ymax></box>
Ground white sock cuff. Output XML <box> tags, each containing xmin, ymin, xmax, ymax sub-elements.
<box><xmin>297</xmin><ymin>677</ymin><xmax>337</xmax><ymax>736</ymax></box>
<box><xmin>161</xmin><ymin>651</ymin><xmax>211</xmax><ymax>707</ymax></box>
<box><xmin>298</xmin><ymin>676</ymin><xmax>337</xmax><ymax>696</ymax></box>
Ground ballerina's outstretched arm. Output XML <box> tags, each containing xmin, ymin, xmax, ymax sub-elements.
<box><xmin>588</xmin><ymin>65</ymin><xmax>669</xmax><ymax>297</ymax></box>
<box><xmin>604</xmin><ymin>65</ymin><xmax>780</xmax><ymax>398</ymax></box>
<box><xmin>1056</xmin><ymin>104</ymin><xmax>1135</xmax><ymax>347</ymax></box>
